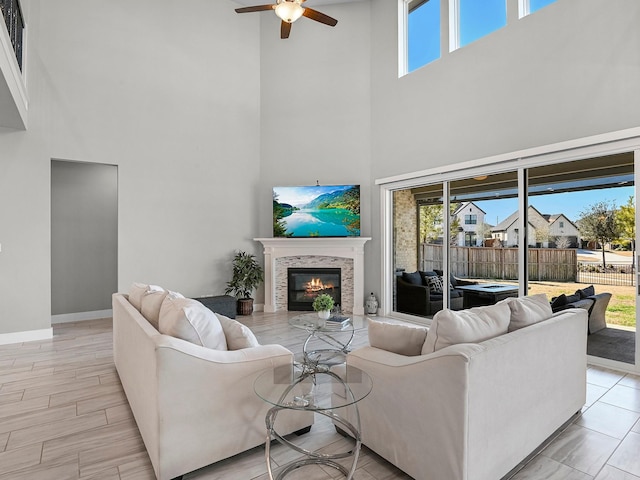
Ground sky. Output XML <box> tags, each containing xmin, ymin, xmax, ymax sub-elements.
<box><xmin>475</xmin><ymin>186</ymin><xmax>635</xmax><ymax>226</ymax></box>
<box><xmin>408</xmin><ymin>0</ymin><xmax>557</xmax><ymax>72</ymax></box>
<box><xmin>273</xmin><ymin>185</ymin><xmax>354</xmax><ymax>208</ymax></box>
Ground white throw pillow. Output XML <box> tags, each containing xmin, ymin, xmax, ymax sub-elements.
<box><xmin>159</xmin><ymin>296</ymin><xmax>228</xmax><ymax>350</ymax></box>
<box><xmin>140</xmin><ymin>289</ymin><xmax>172</xmax><ymax>330</ymax></box>
<box><xmin>216</xmin><ymin>314</ymin><xmax>259</xmax><ymax>350</ymax></box>
<box><xmin>422</xmin><ymin>302</ymin><xmax>511</xmax><ymax>354</ymax></box>
<box><xmin>505</xmin><ymin>293</ymin><xmax>552</xmax><ymax>332</ymax></box>
<box><xmin>368</xmin><ymin>319</ymin><xmax>428</xmax><ymax>356</ymax></box>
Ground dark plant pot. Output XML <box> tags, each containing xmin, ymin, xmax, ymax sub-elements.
<box><xmin>237</xmin><ymin>298</ymin><xmax>254</xmax><ymax>316</ymax></box>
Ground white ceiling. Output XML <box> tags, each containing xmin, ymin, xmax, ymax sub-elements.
<box><xmin>232</xmin><ymin>0</ymin><xmax>364</xmax><ymax>8</ymax></box>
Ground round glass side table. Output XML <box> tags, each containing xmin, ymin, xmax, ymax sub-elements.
<box><xmin>254</xmin><ymin>363</ymin><xmax>372</xmax><ymax>480</ymax></box>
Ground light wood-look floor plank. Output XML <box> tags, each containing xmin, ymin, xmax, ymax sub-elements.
<box><xmin>0</xmin><ymin>314</ymin><xmax>639</xmax><ymax>479</ymax></box>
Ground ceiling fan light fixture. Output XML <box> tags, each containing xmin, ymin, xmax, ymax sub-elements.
<box><xmin>275</xmin><ymin>0</ymin><xmax>304</xmax><ymax>23</ymax></box>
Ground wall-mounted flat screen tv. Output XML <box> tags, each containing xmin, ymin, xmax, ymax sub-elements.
<box><xmin>273</xmin><ymin>185</ymin><xmax>360</xmax><ymax>237</ymax></box>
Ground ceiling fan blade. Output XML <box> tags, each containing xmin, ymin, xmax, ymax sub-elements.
<box><xmin>302</xmin><ymin>8</ymin><xmax>338</xmax><ymax>27</ymax></box>
<box><xmin>281</xmin><ymin>20</ymin><xmax>292</xmax><ymax>39</ymax></box>
<box><xmin>235</xmin><ymin>4</ymin><xmax>276</xmax><ymax>13</ymax></box>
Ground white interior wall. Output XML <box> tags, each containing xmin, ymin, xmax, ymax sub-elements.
<box><xmin>2</xmin><ymin>0</ymin><xmax>640</xmax><ymax>338</ymax></box>
<box><xmin>0</xmin><ymin>0</ymin><xmax>261</xmax><ymax>337</ymax></box>
<box><xmin>365</xmin><ymin>0</ymin><xmax>640</xmax><ymax>296</ymax></box>
<box><xmin>257</xmin><ymin>1</ymin><xmax>374</xmax><ymax>302</ymax></box>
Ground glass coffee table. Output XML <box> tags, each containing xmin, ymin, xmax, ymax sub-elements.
<box><xmin>289</xmin><ymin>313</ymin><xmax>368</xmax><ymax>367</ymax></box>
<box><xmin>254</xmin><ymin>364</ymin><xmax>372</xmax><ymax>480</ymax></box>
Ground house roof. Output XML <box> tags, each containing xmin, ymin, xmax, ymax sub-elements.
<box><xmin>490</xmin><ymin>206</ymin><xmax>575</xmax><ymax>232</ymax></box>
<box><xmin>453</xmin><ymin>201</ymin><xmax>487</xmax><ymax>216</ymax></box>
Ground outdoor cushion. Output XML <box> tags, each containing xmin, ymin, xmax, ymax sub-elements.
<box><xmin>402</xmin><ymin>271</ymin><xmax>423</xmax><ymax>286</ymax></box>
<box><xmin>427</xmin><ymin>275</ymin><xmax>444</xmax><ymax>293</ymax></box>
<box><xmin>550</xmin><ymin>294</ymin><xmax>567</xmax><ymax>311</ymax></box>
<box><xmin>576</xmin><ymin>285</ymin><xmax>596</xmax><ymax>299</ymax></box>
<box><xmin>419</xmin><ymin>270</ymin><xmax>438</xmax><ymax>284</ymax></box>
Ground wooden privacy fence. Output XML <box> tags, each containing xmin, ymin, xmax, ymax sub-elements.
<box><xmin>421</xmin><ymin>245</ymin><xmax>578</xmax><ymax>282</ymax></box>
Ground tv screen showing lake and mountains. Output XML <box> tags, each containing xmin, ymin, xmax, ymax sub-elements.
<box><xmin>273</xmin><ymin>185</ymin><xmax>361</xmax><ymax>237</ymax></box>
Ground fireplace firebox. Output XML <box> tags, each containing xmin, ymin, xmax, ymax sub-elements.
<box><xmin>287</xmin><ymin>268</ymin><xmax>341</xmax><ymax>311</ymax></box>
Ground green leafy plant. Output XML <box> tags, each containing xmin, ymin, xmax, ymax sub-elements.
<box><xmin>312</xmin><ymin>293</ymin><xmax>335</xmax><ymax>312</ymax></box>
<box><xmin>224</xmin><ymin>251</ymin><xmax>264</xmax><ymax>299</ymax></box>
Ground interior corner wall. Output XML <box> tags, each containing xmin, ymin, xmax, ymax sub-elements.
<box><xmin>0</xmin><ymin>0</ymin><xmax>261</xmax><ymax>337</ymax></box>
<box><xmin>257</xmin><ymin>1</ymin><xmax>375</xmax><ymax>301</ymax></box>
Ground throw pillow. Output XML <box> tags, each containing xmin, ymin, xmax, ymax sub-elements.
<box><xmin>422</xmin><ymin>302</ymin><xmax>511</xmax><ymax>354</ymax></box>
<box><xmin>402</xmin><ymin>271</ymin><xmax>423</xmax><ymax>286</ymax></box>
<box><xmin>565</xmin><ymin>293</ymin><xmax>581</xmax><ymax>304</ymax></box>
<box><xmin>216</xmin><ymin>314</ymin><xmax>259</xmax><ymax>350</ymax></box>
<box><xmin>141</xmin><ymin>289</ymin><xmax>175</xmax><ymax>330</ymax></box>
<box><xmin>550</xmin><ymin>293</ymin><xmax>567</xmax><ymax>312</ymax></box>
<box><xmin>419</xmin><ymin>270</ymin><xmax>438</xmax><ymax>285</ymax></box>
<box><xmin>159</xmin><ymin>296</ymin><xmax>228</xmax><ymax>350</ymax></box>
<box><xmin>505</xmin><ymin>293</ymin><xmax>553</xmax><ymax>332</ymax></box>
<box><xmin>128</xmin><ymin>283</ymin><xmax>164</xmax><ymax>312</ymax></box>
<box><xmin>427</xmin><ymin>275</ymin><xmax>444</xmax><ymax>293</ymax></box>
<box><xmin>576</xmin><ymin>285</ymin><xmax>595</xmax><ymax>299</ymax></box>
<box><xmin>368</xmin><ymin>319</ymin><xmax>428</xmax><ymax>356</ymax></box>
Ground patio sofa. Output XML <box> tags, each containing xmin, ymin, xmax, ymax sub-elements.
<box><xmin>336</xmin><ymin>295</ymin><xmax>587</xmax><ymax>480</ymax></box>
<box><xmin>550</xmin><ymin>285</ymin><xmax>612</xmax><ymax>333</ymax></box>
<box><xmin>396</xmin><ymin>270</ymin><xmax>477</xmax><ymax>317</ymax></box>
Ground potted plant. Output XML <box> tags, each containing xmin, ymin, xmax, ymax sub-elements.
<box><xmin>312</xmin><ymin>293</ymin><xmax>335</xmax><ymax>320</ymax></box>
<box><xmin>224</xmin><ymin>251</ymin><xmax>264</xmax><ymax>315</ymax></box>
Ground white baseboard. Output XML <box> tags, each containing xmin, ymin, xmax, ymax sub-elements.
<box><xmin>51</xmin><ymin>309</ymin><xmax>113</xmax><ymax>324</ymax></box>
<box><xmin>0</xmin><ymin>328</ymin><xmax>53</xmax><ymax>346</ymax></box>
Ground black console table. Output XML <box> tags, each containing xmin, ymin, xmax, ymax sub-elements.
<box><xmin>192</xmin><ymin>295</ymin><xmax>237</xmax><ymax>319</ymax></box>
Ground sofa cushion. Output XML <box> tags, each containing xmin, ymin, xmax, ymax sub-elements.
<box><xmin>128</xmin><ymin>283</ymin><xmax>164</xmax><ymax>312</ymax></box>
<box><xmin>141</xmin><ymin>289</ymin><xmax>174</xmax><ymax>330</ymax></box>
<box><xmin>368</xmin><ymin>319</ymin><xmax>428</xmax><ymax>356</ymax></box>
<box><xmin>422</xmin><ymin>302</ymin><xmax>511</xmax><ymax>354</ymax></box>
<box><xmin>159</xmin><ymin>295</ymin><xmax>228</xmax><ymax>350</ymax></box>
<box><xmin>402</xmin><ymin>271</ymin><xmax>423</xmax><ymax>286</ymax></box>
<box><xmin>216</xmin><ymin>314</ymin><xmax>259</xmax><ymax>350</ymax></box>
<box><xmin>506</xmin><ymin>294</ymin><xmax>553</xmax><ymax>332</ymax></box>
<box><xmin>576</xmin><ymin>285</ymin><xmax>595</xmax><ymax>299</ymax></box>
<box><xmin>565</xmin><ymin>293</ymin><xmax>581</xmax><ymax>304</ymax></box>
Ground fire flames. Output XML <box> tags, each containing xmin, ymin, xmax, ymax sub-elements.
<box><xmin>305</xmin><ymin>277</ymin><xmax>334</xmax><ymax>294</ymax></box>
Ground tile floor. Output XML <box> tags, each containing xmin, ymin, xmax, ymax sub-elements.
<box><xmin>0</xmin><ymin>312</ymin><xmax>639</xmax><ymax>479</ymax></box>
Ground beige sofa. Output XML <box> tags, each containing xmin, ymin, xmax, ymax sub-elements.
<box><xmin>337</xmin><ymin>297</ymin><xmax>588</xmax><ymax>480</ymax></box>
<box><xmin>113</xmin><ymin>292</ymin><xmax>312</xmax><ymax>480</ymax></box>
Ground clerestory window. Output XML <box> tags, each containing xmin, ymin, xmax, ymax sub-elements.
<box><xmin>407</xmin><ymin>0</ymin><xmax>441</xmax><ymax>73</ymax></box>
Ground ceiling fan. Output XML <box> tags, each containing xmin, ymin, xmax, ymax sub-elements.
<box><xmin>235</xmin><ymin>0</ymin><xmax>338</xmax><ymax>39</ymax></box>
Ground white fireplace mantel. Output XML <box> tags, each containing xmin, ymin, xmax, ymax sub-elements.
<box><xmin>254</xmin><ymin>237</ymin><xmax>371</xmax><ymax>315</ymax></box>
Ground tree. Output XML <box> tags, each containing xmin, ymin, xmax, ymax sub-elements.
<box><xmin>577</xmin><ymin>201</ymin><xmax>622</xmax><ymax>268</ymax></box>
<box><xmin>418</xmin><ymin>202</ymin><xmax>462</xmax><ymax>246</ymax></box>
<box><xmin>419</xmin><ymin>204</ymin><xmax>443</xmax><ymax>243</ymax></box>
<box><xmin>554</xmin><ymin>236</ymin><xmax>571</xmax><ymax>249</ymax></box>
<box><xmin>616</xmin><ymin>195</ymin><xmax>635</xmax><ymax>268</ymax></box>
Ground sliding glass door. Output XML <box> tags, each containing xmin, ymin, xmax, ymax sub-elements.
<box><xmin>387</xmin><ymin>146</ymin><xmax>639</xmax><ymax>370</ymax></box>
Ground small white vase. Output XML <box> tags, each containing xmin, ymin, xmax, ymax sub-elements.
<box><xmin>317</xmin><ymin>310</ymin><xmax>330</xmax><ymax>320</ymax></box>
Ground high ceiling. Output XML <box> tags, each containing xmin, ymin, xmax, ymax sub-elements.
<box><xmin>232</xmin><ymin>0</ymin><xmax>363</xmax><ymax>7</ymax></box>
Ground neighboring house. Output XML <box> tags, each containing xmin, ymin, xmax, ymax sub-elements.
<box><xmin>452</xmin><ymin>202</ymin><xmax>487</xmax><ymax>247</ymax></box>
<box><xmin>491</xmin><ymin>206</ymin><xmax>580</xmax><ymax>247</ymax></box>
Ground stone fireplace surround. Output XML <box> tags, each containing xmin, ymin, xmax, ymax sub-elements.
<box><xmin>255</xmin><ymin>238</ymin><xmax>371</xmax><ymax>315</ymax></box>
